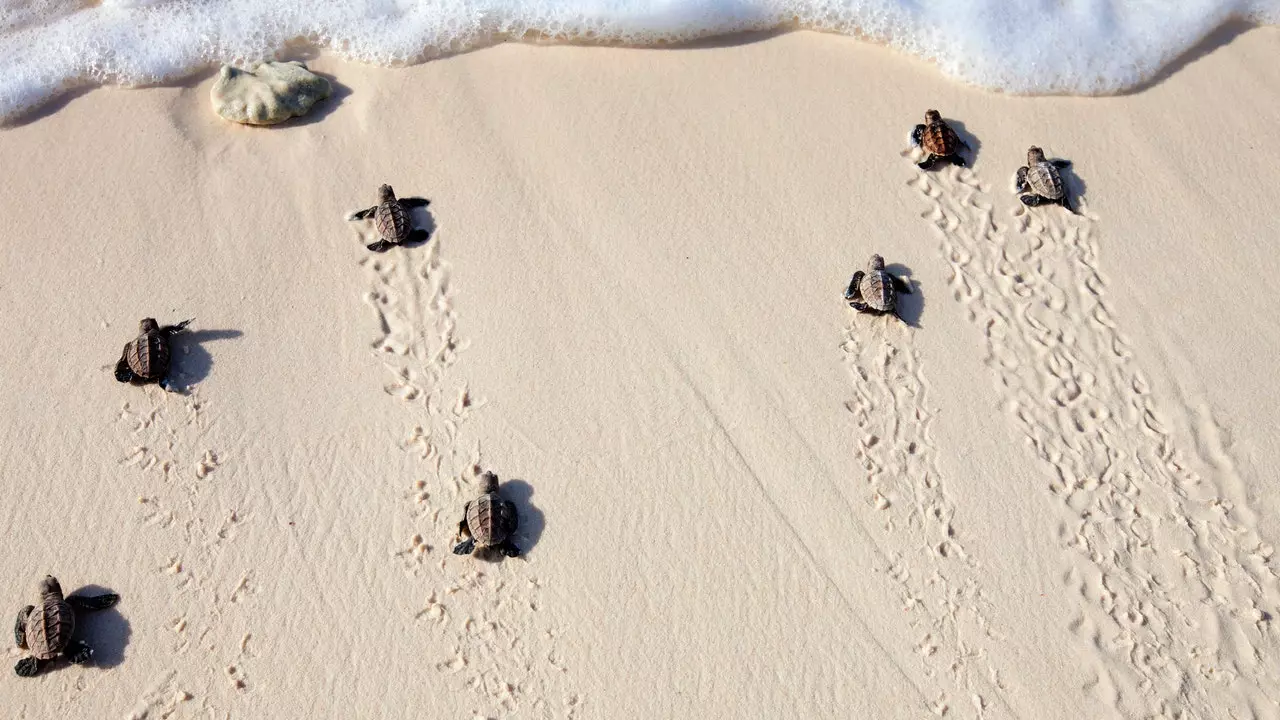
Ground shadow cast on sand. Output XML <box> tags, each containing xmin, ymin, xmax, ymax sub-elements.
<box><xmin>884</xmin><ymin>263</ymin><xmax>924</xmax><ymax>328</ymax></box>
<box><xmin>1057</xmin><ymin>157</ymin><xmax>1088</xmax><ymax>211</ymax></box>
<box><xmin>947</xmin><ymin>119</ymin><xmax>981</xmax><ymax>167</ymax></box>
<box><xmin>171</xmin><ymin>329</ymin><xmax>243</xmax><ymax>386</ymax></box>
<box><xmin>405</xmin><ymin>203</ymin><xmax>436</xmax><ymax>249</ymax></box>
<box><xmin>473</xmin><ymin>478</ymin><xmax>544</xmax><ymax>563</ymax></box>
<box><xmin>67</xmin><ymin>584</ymin><xmax>130</xmax><ymax>670</ymax></box>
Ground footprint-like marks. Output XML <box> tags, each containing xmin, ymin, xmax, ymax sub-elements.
<box><xmin>907</xmin><ymin>162</ymin><xmax>1280</xmax><ymax>717</ymax></box>
<box><xmin>840</xmin><ymin>294</ymin><xmax>1009</xmax><ymax>713</ymax></box>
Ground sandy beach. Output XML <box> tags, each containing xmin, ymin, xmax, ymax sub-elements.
<box><xmin>3</xmin><ymin>24</ymin><xmax>1280</xmax><ymax>719</ymax></box>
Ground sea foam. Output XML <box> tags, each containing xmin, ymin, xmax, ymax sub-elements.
<box><xmin>0</xmin><ymin>0</ymin><xmax>1276</xmax><ymax>120</ymax></box>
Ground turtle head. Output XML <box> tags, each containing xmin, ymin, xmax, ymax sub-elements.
<box><xmin>377</xmin><ymin>184</ymin><xmax>396</xmax><ymax>203</ymax></box>
<box><xmin>869</xmin><ymin>254</ymin><xmax>885</xmax><ymax>271</ymax></box>
<box><xmin>1027</xmin><ymin>146</ymin><xmax>1045</xmax><ymax>164</ymax></box>
<box><xmin>139</xmin><ymin>318</ymin><xmax>159</xmax><ymax>334</ymax></box>
<box><xmin>39</xmin><ymin>576</ymin><xmax>62</xmax><ymax>600</ymax></box>
<box><xmin>479</xmin><ymin>471</ymin><xmax>499</xmax><ymax>494</ymax></box>
<box><xmin>924</xmin><ymin>109</ymin><xmax>941</xmax><ymax>124</ymax></box>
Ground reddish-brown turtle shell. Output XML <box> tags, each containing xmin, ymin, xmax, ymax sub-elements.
<box><xmin>921</xmin><ymin>121</ymin><xmax>961</xmax><ymax>158</ymax></box>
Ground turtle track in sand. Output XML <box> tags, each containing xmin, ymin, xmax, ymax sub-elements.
<box><xmin>115</xmin><ymin>388</ymin><xmax>258</xmax><ymax>715</ymax></box>
<box><xmin>841</xmin><ymin>316</ymin><xmax>1011</xmax><ymax>718</ymax></box>
<box><xmin>353</xmin><ymin>224</ymin><xmax>582</xmax><ymax>719</ymax></box>
<box><xmin>906</xmin><ymin>161</ymin><xmax>1280</xmax><ymax>718</ymax></box>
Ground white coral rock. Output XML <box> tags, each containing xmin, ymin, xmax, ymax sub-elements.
<box><xmin>211</xmin><ymin>61</ymin><xmax>331</xmax><ymax>126</ymax></box>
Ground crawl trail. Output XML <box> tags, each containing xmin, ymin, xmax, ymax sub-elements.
<box><xmin>907</xmin><ymin>162</ymin><xmax>1280</xmax><ymax>718</ymax></box>
<box><xmin>842</xmin><ymin>316</ymin><xmax>1010</xmax><ymax>718</ymax></box>
<box><xmin>353</xmin><ymin>219</ymin><xmax>582</xmax><ymax>718</ymax></box>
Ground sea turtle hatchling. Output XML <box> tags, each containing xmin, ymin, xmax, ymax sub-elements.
<box><xmin>910</xmin><ymin>110</ymin><xmax>968</xmax><ymax>170</ymax></box>
<box><xmin>844</xmin><ymin>254</ymin><xmax>912</xmax><ymax>320</ymax></box>
<box><xmin>114</xmin><ymin>318</ymin><xmax>193</xmax><ymax>391</ymax></box>
<box><xmin>14</xmin><ymin>576</ymin><xmax>119</xmax><ymax>677</ymax></box>
<box><xmin>453</xmin><ymin>472</ymin><xmax>521</xmax><ymax>558</ymax></box>
<box><xmin>1015</xmin><ymin>146</ymin><xmax>1076</xmax><ymax>213</ymax></box>
<box><xmin>347</xmin><ymin>184</ymin><xmax>431</xmax><ymax>253</ymax></box>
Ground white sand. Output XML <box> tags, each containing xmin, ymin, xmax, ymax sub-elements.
<box><xmin>3</xmin><ymin>27</ymin><xmax>1280</xmax><ymax>719</ymax></box>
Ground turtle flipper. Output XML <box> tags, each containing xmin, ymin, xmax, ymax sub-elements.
<box><xmin>1014</xmin><ymin>167</ymin><xmax>1029</xmax><ymax>193</ymax></box>
<box><xmin>366</xmin><ymin>239</ymin><xmax>394</xmax><ymax>253</ymax></box>
<box><xmin>848</xmin><ymin>298</ymin><xmax>874</xmax><ymax>314</ymax></box>
<box><xmin>1020</xmin><ymin>194</ymin><xmax>1047</xmax><ymax>207</ymax></box>
<box><xmin>916</xmin><ymin>154</ymin><xmax>938</xmax><ymax>170</ymax></box>
<box><xmin>14</xmin><ymin>657</ymin><xmax>42</xmax><ymax>677</ymax></box>
<box><xmin>844</xmin><ymin>271</ymin><xmax>865</xmax><ymax>302</ymax></box>
<box><xmin>348</xmin><ymin>206</ymin><xmax>377</xmax><ymax>221</ymax></box>
<box><xmin>65</xmin><ymin>640</ymin><xmax>93</xmax><ymax>664</ymax></box>
<box><xmin>68</xmin><ymin>593</ymin><xmax>120</xmax><ymax>612</ymax></box>
<box><xmin>498</xmin><ymin>539</ymin><xmax>522</xmax><ymax>558</ymax></box>
<box><xmin>950</xmin><ymin>154</ymin><xmax>967</xmax><ymax>168</ymax></box>
<box><xmin>406</xmin><ymin>229</ymin><xmax>430</xmax><ymax>245</ymax></box>
<box><xmin>399</xmin><ymin>197</ymin><xmax>430</xmax><ymax>208</ymax></box>
<box><xmin>1052</xmin><ymin>159</ymin><xmax>1072</xmax><ymax>169</ymax></box>
<box><xmin>891</xmin><ymin>275</ymin><xmax>913</xmax><ymax>294</ymax></box>
<box><xmin>909</xmin><ymin>124</ymin><xmax>925</xmax><ymax>147</ymax></box>
<box><xmin>115</xmin><ymin>352</ymin><xmax>135</xmax><ymax>383</ymax></box>
<box><xmin>14</xmin><ymin>605</ymin><xmax>32</xmax><ymax>649</ymax></box>
<box><xmin>452</xmin><ymin>537</ymin><xmax>476</xmax><ymax>555</ymax></box>
<box><xmin>160</xmin><ymin>319</ymin><xmax>193</xmax><ymax>336</ymax></box>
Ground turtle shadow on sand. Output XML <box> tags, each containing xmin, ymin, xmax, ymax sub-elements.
<box><xmin>169</xmin><ymin>329</ymin><xmax>243</xmax><ymax>387</ymax></box>
<box><xmin>884</xmin><ymin>263</ymin><xmax>924</xmax><ymax>328</ymax></box>
<box><xmin>945</xmin><ymin>119</ymin><xmax>981</xmax><ymax>166</ymax></box>
<box><xmin>401</xmin><ymin>204</ymin><xmax>436</xmax><ymax>250</ymax></box>
<box><xmin>473</xmin><ymin>478</ymin><xmax>543</xmax><ymax>563</ymax></box>
<box><xmin>1057</xmin><ymin>160</ymin><xmax>1087</xmax><ymax>211</ymax></box>
<box><xmin>63</xmin><ymin>584</ymin><xmax>130</xmax><ymax>670</ymax></box>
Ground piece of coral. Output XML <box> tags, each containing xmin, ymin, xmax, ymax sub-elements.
<box><xmin>210</xmin><ymin>61</ymin><xmax>331</xmax><ymax>126</ymax></box>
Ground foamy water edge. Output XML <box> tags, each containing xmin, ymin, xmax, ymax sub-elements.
<box><xmin>1</xmin><ymin>0</ymin><xmax>1276</xmax><ymax>121</ymax></box>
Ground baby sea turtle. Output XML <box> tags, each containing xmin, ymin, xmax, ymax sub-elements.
<box><xmin>845</xmin><ymin>254</ymin><xmax>912</xmax><ymax>320</ymax></box>
<box><xmin>14</xmin><ymin>576</ymin><xmax>119</xmax><ymax>677</ymax></box>
<box><xmin>1015</xmin><ymin>146</ymin><xmax>1076</xmax><ymax>213</ymax></box>
<box><xmin>348</xmin><ymin>184</ymin><xmax>431</xmax><ymax>253</ymax></box>
<box><xmin>453</xmin><ymin>472</ymin><xmax>521</xmax><ymax>558</ymax></box>
<box><xmin>910</xmin><ymin>110</ymin><xmax>968</xmax><ymax>170</ymax></box>
<box><xmin>114</xmin><ymin>318</ymin><xmax>193</xmax><ymax>391</ymax></box>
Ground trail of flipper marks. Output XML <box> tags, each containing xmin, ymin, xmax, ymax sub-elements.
<box><xmin>907</xmin><ymin>161</ymin><xmax>1280</xmax><ymax>718</ymax></box>
<box><xmin>117</xmin><ymin>389</ymin><xmax>255</xmax><ymax>716</ymax></box>
<box><xmin>842</xmin><ymin>311</ymin><xmax>1010</xmax><ymax>718</ymax></box>
<box><xmin>355</xmin><ymin>226</ymin><xmax>582</xmax><ymax>718</ymax></box>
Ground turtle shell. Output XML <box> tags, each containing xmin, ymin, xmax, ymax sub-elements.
<box><xmin>1027</xmin><ymin>162</ymin><xmax>1064</xmax><ymax>199</ymax></box>
<box><xmin>125</xmin><ymin>328</ymin><xmax>171</xmax><ymax>380</ymax></box>
<box><xmin>374</xmin><ymin>200</ymin><xmax>413</xmax><ymax>246</ymax></box>
<box><xmin>24</xmin><ymin>592</ymin><xmax>73</xmax><ymax>661</ymax></box>
<box><xmin>860</xmin><ymin>270</ymin><xmax>896</xmax><ymax>313</ymax></box>
<box><xmin>921</xmin><ymin>121</ymin><xmax>960</xmax><ymax>157</ymax></box>
<box><xmin>465</xmin><ymin>492</ymin><xmax>518</xmax><ymax>547</ymax></box>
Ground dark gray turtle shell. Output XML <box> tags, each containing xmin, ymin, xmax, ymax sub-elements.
<box><xmin>465</xmin><ymin>493</ymin><xmax>518</xmax><ymax>548</ymax></box>
<box><xmin>23</xmin><ymin>583</ymin><xmax>72</xmax><ymax>661</ymax></box>
<box><xmin>1026</xmin><ymin>162</ymin><xmax>1065</xmax><ymax>200</ymax></box>
<box><xmin>124</xmin><ymin>324</ymin><xmax>171</xmax><ymax>381</ymax></box>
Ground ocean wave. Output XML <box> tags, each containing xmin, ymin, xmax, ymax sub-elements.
<box><xmin>0</xmin><ymin>0</ymin><xmax>1275</xmax><ymax>120</ymax></box>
